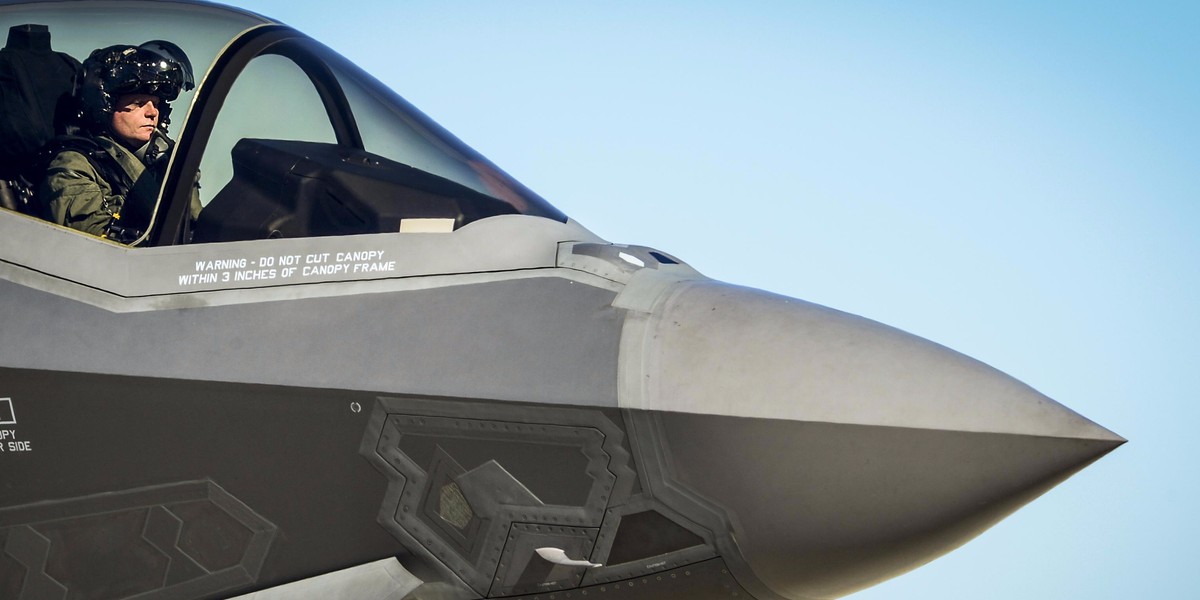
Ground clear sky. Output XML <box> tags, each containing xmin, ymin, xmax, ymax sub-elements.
<box><xmin>225</xmin><ymin>1</ymin><xmax>1196</xmax><ymax>597</ymax></box>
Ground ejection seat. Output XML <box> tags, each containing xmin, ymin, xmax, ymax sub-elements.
<box><xmin>0</xmin><ymin>24</ymin><xmax>81</xmax><ymax>216</ymax></box>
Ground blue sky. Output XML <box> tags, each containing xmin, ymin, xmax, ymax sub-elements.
<box><xmin>225</xmin><ymin>1</ymin><xmax>1196</xmax><ymax>597</ymax></box>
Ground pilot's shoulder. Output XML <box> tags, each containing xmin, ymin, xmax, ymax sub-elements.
<box><xmin>44</xmin><ymin>148</ymin><xmax>102</xmax><ymax>181</ymax></box>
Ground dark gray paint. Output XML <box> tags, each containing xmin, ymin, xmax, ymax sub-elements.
<box><xmin>657</xmin><ymin>412</ymin><xmax>1120</xmax><ymax>599</ymax></box>
<box><xmin>0</xmin><ymin>481</ymin><xmax>276</xmax><ymax>600</ymax></box>
<box><xmin>360</xmin><ymin>396</ymin><xmax>637</xmax><ymax>596</ymax></box>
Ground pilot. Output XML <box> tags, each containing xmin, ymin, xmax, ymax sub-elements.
<box><xmin>40</xmin><ymin>41</ymin><xmax>198</xmax><ymax>243</ymax></box>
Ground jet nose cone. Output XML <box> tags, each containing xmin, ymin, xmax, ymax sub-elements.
<box><xmin>615</xmin><ymin>275</ymin><xmax>1123</xmax><ymax>599</ymax></box>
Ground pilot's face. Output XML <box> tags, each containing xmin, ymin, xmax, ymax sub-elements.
<box><xmin>110</xmin><ymin>93</ymin><xmax>161</xmax><ymax>149</ymax></box>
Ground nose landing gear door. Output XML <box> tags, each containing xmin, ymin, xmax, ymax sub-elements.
<box><xmin>360</xmin><ymin>398</ymin><xmax>635</xmax><ymax>597</ymax></box>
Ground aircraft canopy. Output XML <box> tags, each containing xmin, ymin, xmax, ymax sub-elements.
<box><xmin>1</xmin><ymin>0</ymin><xmax>566</xmax><ymax>245</ymax></box>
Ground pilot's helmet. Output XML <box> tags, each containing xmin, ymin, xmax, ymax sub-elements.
<box><xmin>79</xmin><ymin>41</ymin><xmax>196</xmax><ymax>132</ymax></box>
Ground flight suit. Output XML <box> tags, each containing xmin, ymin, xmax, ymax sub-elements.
<box><xmin>40</xmin><ymin>133</ymin><xmax>200</xmax><ymax>239</ymax></box>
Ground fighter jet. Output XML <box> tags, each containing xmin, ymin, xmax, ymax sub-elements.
<box><xmin>0</xmin><ymin>1</ymin><xmax>1123</xmax><ymax>599</ymax></box>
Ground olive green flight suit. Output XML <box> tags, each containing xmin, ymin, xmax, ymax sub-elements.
<box><xmin>40</xmin><ymin>134</ymin><xmax>200</xmax><ymax>240</ymax></box>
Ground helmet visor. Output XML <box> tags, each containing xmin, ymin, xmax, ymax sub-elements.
<box><xmin>108</xmin><ymin>52</ymin><xmax>186</xmax><ymax>102</ymax></box>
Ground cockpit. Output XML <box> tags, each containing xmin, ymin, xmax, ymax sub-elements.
<box><xmin>0</xmin><ymin>1</ymin><xmax>567</xmax><ymax>247</ymax></box>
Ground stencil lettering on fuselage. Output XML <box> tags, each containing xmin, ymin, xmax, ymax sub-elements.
<box><xmin>0</xmin><ymin>398</ymin><xmax>30</xmax><ymax>453</ymax></box>
<box><xmin>178</xmin><ymin>249</ymin><xmax>397</xmax><ymax>287</ymax></box>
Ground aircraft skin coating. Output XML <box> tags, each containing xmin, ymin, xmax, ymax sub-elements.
<box><xmin>0</xmin><ymin>2</ymin><xmax>1124</xmax><ymax>599</ymax></box>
